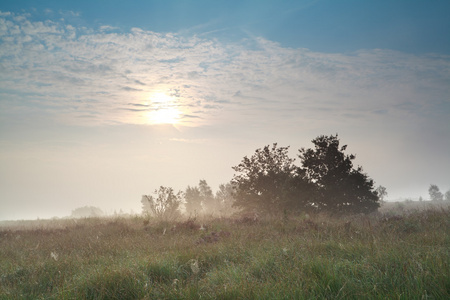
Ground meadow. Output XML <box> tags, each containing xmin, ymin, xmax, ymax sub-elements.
<box><xmin>1</xmin><ymin>202</ymin><xmax>449</xmax><ymax>299</ymax></box>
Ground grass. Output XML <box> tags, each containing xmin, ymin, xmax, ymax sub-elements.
<box><xmin>0</xmin><ymin>208</ymin><xmax>449</xmax><ymax>299</ymax></box>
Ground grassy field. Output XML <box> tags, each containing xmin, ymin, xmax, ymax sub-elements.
<box><xmin>1</xmin><ymin>204</ymin><xmax>449</xmax><ymax>299</ymax></box>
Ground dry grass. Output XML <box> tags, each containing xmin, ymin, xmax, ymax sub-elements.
<box><xmin>1</xmin><ymin>207</ymin><xmax>449</xmax><ymax>299</ymax></box>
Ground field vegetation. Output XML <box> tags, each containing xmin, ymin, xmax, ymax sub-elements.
<box><xmin>2</xmin><ymin>135</ymin><xmax>449</xmax><ymax>299</ymax></box>
<box><xmin>1</xmin><ymin>202</ymin><xmax>449</xmax><ymax>299</ymax></box>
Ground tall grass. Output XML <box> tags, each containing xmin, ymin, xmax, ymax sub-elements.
<box><xmin>1</xmin><ymin>209</ymin><xmax>449</xmax><ymax>299</ymax></box>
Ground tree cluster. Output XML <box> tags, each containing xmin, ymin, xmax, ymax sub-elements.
<box><xmin>232</xmin><ymin>135</ymin><xmax>380</xmax><ymax>215</ymax></box>
<box><xmin>185</xmin><ymin>180</ymin><xmax>236</xmax><ymax>216</ymax></box>
<box><xmin>141</xmin><ymin>180</ymin><xmax>236</xmax><ymax>219</ymax></box>
<box><xmin>142</xmin><ymin>134</ymin><xmax>383</xmax><ymax>218</ymax></box>
<box><xmin>428</xmin><ymin>184</ymin><xmax>450</xmax><ymax>201</ymax></box>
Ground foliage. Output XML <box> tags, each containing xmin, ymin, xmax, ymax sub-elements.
<box><xmin>429</xmin><ymin>184</ymin><xmax>444</xmax><ymax>201</ymax></box>
<box><xmin>184</xmin><ymin>185</ymin><xmax>202</xmax><ymax>215</ymax></box>
<box><xmin>215</xmin><ymin>182</ymin><xmax>237</xmax><ymax>215</ymax></box>
<box><xmin>299</xmin><ymin>134</ymin><xmax>379</xmax><ymax>214</ymax></box>
<box><xmin>446</xmin><ymin>190</ymin><xmax>450</xmax><ymax>201</ymax></box>
<box><xmin>231</xmin><ymin>143</ymin><xmax>307</xmax><ymax>214</ymax></box>
<box><xmin>376</xmin><ymin>185</ymin><xmax>388</xmax><ymax>203</ymax></box>
<box><xmin>185</xmin><ymin>180</ymin><xmax>220</xmax><ymax>215</ymax></box>
<box><xmin>141</xmin><ymin>186</ymin><xmax>182</xmax><ymax>221</ymax></box>
<box><xmin>232</xmin><ymin>135</ymin><xmax>379</xmax><ymax>215</ymax></box>
<box><xmin>198</xmin><ymin>179</ymin><xmax>216</xmax><ymax>214</ymax></box>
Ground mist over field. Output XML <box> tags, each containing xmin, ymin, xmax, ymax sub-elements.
<box><xmin>1</xmin><ymin>1</ymin><xmax>449</xmax><ymax>222</ymax></box>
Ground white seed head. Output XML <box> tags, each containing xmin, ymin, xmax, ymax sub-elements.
<box><xmin>190</xmin><ymin>259</ymin><xmax>200</xmax><ymax>274</ymax></box>
<box><xmin>50</xmin><ymin>251</ymin><xmax>58</xmax><ymax>261</ymax></box>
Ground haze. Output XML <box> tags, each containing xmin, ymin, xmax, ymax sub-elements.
<box><xmin>1</xmin><ymin>0</ymin><xmax>449</xmax><ymax>220</ymax></box>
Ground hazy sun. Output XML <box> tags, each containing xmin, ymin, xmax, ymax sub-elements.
<box><xmin>147</xmin><ymin>92</ymin><xmax>181</xmax><ymax>125</ymax></box>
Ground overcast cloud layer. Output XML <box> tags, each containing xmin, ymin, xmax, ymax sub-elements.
<box><xmin>1</xmin><ymin>10</ymin><xmax>449</xmax><ymax>220</ymax></box>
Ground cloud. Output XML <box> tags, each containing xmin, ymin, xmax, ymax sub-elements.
<box><xmin>128</xmin><ymin>103</ymin><xmax>149</xmax><ymax>107</ymax></box>
<box><xmin>99</xmin><ymin>25</ymin><xmax>119</xmax><ymax>32</ymax></box>
<box><xmin>122</xmin><ymin>86</ymin><xmax>143</xmax><ymax>92</ymax></box>
<box><xmin>0</xmin><ymin>10</ymin><xmax>449</xmax><ymax>132</ymax></box>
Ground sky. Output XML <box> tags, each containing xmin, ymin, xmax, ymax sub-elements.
<box><xmin>1</xmin><ymin>0</ymin><xmax>449</xmax><ymax>220</ymax></box>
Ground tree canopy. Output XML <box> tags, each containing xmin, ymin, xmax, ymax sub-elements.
<box><xmin>199</xmin><ymin>179</ymin><xmax>217</xmax><ymax>214</ymax></box>
<box><xmin>232</xmin><ymin>135</ymin><xmax>380</xmax><ymax>215</ymax></box>
<box><xmin>299</xmin><ymin>135</ymin><xmax>379</xmax><ymax>214</ymax></box>
<box><xmin>184</xmin><ymin>180</ymin><xmax>219</xmax><ymax>215</ymax></box>
<box><xmin>215</xmin><ymin>182</ymin><xmax>237</xmax><ymax>215</ymax></box>
<box><xmin>231</xmin><ymin>143</ymin><xmax>302</xmax><ymax>214</ymax></box>
<box><xmin>429</xmin><ymin>184</ymin><xmax>444</xmax><ymax>201</ymax></box>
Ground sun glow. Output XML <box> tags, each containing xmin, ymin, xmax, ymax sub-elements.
<box><xmin>147</xmin><ymin>92</ymin><xmax>181</xmax><ymax>125</ymax></box>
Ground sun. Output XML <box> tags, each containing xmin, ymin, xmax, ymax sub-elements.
<box><xmin>147</xmin><ymin>92</ymin><xmax>181</xmax><ymax>125</ymax></box>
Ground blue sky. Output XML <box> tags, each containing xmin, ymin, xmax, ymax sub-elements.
<box><xmin>1</xmin><ymin>0</ymin><xmax>449</xmax><ymax>220</ymax></box>
<box><xmin>3</xmin><ymin>0</ymin><xmax>450</xmax><ymax>53</ymax></box>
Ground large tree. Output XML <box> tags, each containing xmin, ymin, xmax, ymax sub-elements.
<box><xmin>299</xmin><ymin>134</ymin><xmax>379</xmax><ymax>214</ymax></box>
<box><xmin>232</xmin><ymin>143</ymin><xmax>309</xmax><ymax>214</ymax></box>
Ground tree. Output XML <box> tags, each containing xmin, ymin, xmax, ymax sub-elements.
<box><xmin>232</xmin><ymin>143</ymin><xmax>308</xmax><ymax>214</ymax></box>
<box><xmin>299</xmin><ymin>134</ymin><xmax>379</xmax><ymax>214</ymax></box>
<box><xmin>445</xmin><ymin>190</ymin><xmax>450</xmax><ymax>201</ymax></box>
<box><xmin>375</xmin><ymin>185</ymin><xmax>388</xmax><ymax>203</ymax></box>
<box><xmin>71</xmin><ymin>206</ymin><xmax>104</xmax><ymax>218</ymax></box>
<box><xmin>428</xmin><ymin>184</ymin><xmax>443</xmax><ymax>201</ymax></box>
<box><xmin>199</xmin><ymin>180</ymin><xmax>217</xmax><ymax>214</ymax></box>
<box><xmin>184</xmin><ymin>185</ymin><xmax>202</xmax><ymax>215</ymax></box>
<box><xmin>215</xmin><ymin>182</ymin><xmax>237</xmax><ymax>215</ymax></box>
<box><xmin>142</xmin><ymin>186</ymin><xmax>182</xmax><ymax>221</ymax></box>
<box><xmin>184</xmin><ymin>180</ymin><xmax>220</xmax><ymax>215</ymax></box>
